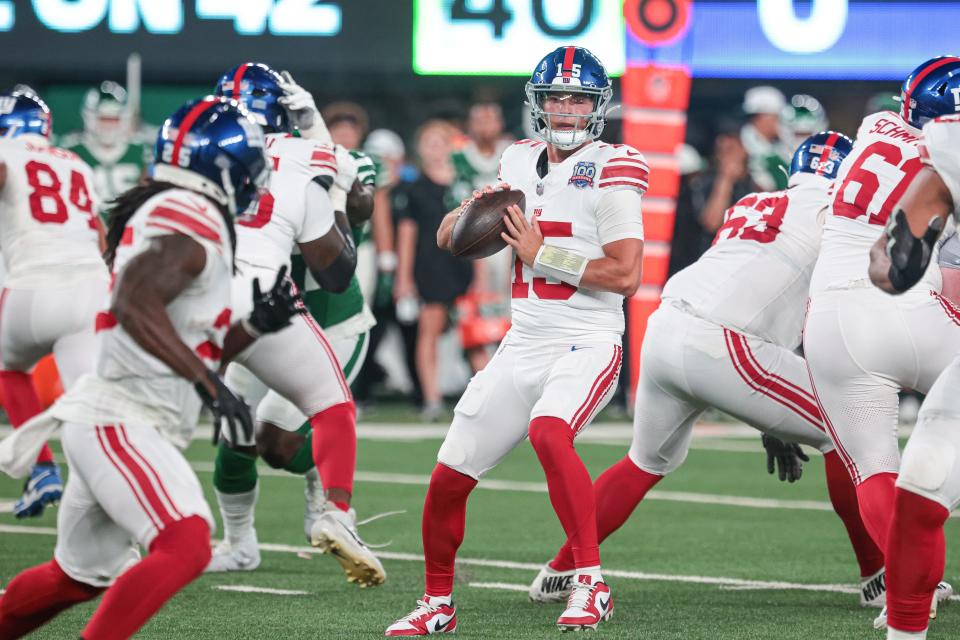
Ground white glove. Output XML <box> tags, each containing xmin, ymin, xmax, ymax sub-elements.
<box><xmin>333</xmin><ymin>144</ymin><xmax>358</xmax><ymax>193</ymax></box>
<box><xmin>277</xmin><ymin>71</ymin><xmax>331</xmax><ymax>143</ymax></box>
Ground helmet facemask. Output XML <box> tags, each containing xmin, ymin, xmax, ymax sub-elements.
<box><xmin>525</xmin><ymin>83</ymin><xmax>612</xmax><ymax>150</ymax></box>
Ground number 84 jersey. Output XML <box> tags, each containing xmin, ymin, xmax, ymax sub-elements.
<box><xmin>498</xmin><ymin>139</ymin><xmax>647</xmax><ymax>343</ymax></box>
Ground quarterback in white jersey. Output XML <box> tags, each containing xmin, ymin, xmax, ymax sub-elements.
<box><xmin>387</xmin><ymin>46</ymin><xmax>644</xmax><ymax>636</ymax></box>
<box><xmin>208</xmin><ymin>62</ymin><xmax>385</xmax><ymax>587</ymax></box>
<box><xmin>0</xmin><ymin>97</ymin><xmax>302</xmax><ymax>640</ymax></box>
<box><xmin>532</xmin><ymin>132</ymin><xmax>892</xmax><ymax>608</ymax></box>
<box><xmin>868</xmin><ymin>110</ymin><xmax>960</xmax><ymax>639</ymax></box>
<box><xmin>804</xmin><ymin>58</ymin><xmax>960</xmax><ymax>588</ymax></box>
<box><xmin>0</xmin><ymin>90</ymin><xmax>108</xmax><ymax>518</ymax></box>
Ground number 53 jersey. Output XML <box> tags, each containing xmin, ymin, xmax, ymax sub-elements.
<box><xmin>498</xmin><ymin>140</ymin><xmax>647</xmax><ymax>343</ymax></box>
<box><xmin>0</xmin><ymin>137</ymin><xmax>105</xmax><ymax>288</ymax></box>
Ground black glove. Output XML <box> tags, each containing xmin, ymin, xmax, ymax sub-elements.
<box><xmin>244</xmin><ymin>265</ymin><xmax>304</xmax><ymax>337</ymax></box>
<box><xmin>194</xmin><ymin>370</ymin><xmax>253</xmax><ymax>446</ymax></box>
<box><xmin>886</xmin><ymin>209</ymin><xmax>943</xmax><ymax>292</ymax></box>
<box><xmin>761</xmin><ymin>434</ymin><xmax>810</xmax><ymax>483</ymax></box>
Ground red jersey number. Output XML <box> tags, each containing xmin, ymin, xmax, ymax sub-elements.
<box><xmin>833</xmin><ymin>140</ymin><xmax>923</xmax><ymax>226</ymax></box>
<box><xmin>25</xmin><ymin>161</ymin><xmax>98</xmax><ymax>229</ymax></box>
<box><xmin>511</xmin><ymin>219</ymin><xmax>577</xmax><ymax>301</ymax></box>
<box><xmin>237</xmin><ymin>192</ymin><xmax>274</xmax><ymax>229</ymax></box>
<box><xmin>713</xmin><ymin>194</ymin><xmax>788</xmax><ymax>245</ymax></box>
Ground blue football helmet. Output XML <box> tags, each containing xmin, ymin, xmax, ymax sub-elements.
<box><xmin>215</xmin><ymin>62</ymin><xmax>290</xmax><ymax>133</ymax></box>
<box><xmin>0</xmin><ymin>90</ymin><xmax>52</xmax><ymax>138</ymax></box>
<box><xmin>526</xmin><ymin>46</ymin><xmax>613</xmax><ymax>150</ymax></box>
<box><xmin>153</xmin><ymin>96</ymin><xmax>269</xmax><ymax>216</ymax></box>
<box><xmin>790</xmin><ymin>131</ymin><xmax>854</xmax><ymax>181</ymax></box>
<box><xmin>899</xmin><ymin>56</ymin><xmax>960</xmax><ymax>129</ymax></box>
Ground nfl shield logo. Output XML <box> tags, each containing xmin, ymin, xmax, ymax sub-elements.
<box><xmin>568</xmin><ymin>161</ymin><xmax>596</xmax><ymax>189</ymax></box>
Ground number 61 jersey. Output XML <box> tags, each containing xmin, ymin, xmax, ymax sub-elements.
<box><xmin>499</xmin><ymin>140</ymin><xmax>647</xmax><ymax>342</ymax></box>
<box><xmin>0</xmin><ymin>136</ymin><xmax>105</xmax><ymax>288</ymax></box>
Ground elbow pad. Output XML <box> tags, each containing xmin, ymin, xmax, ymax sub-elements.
<box><xmin>313</xmin><ymin>224</ymin><xmax>357</xmax><ymax>293</ymax></box>
<box><xmin>886</xmin><ymin>209</ymin><xmax>943</xmax><ymax>292</ymax></box>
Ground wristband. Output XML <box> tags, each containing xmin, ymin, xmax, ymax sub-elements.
<box><xmin>377</xmin><ymin>251</ymin><xmax>398</xmax><ymax>272</ymax></box>
<box><xmin>534</xmin><ymin>244</ymin><xmax>588</xmax><ymax>287</ymax></box>
<box><xmin>240</xmin><ymin>317</ymin><xmax>262</xmax><ymax>339</ymax></box>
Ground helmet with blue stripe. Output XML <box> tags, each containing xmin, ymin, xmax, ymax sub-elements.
<box><xmin>789</xmin><ymin>131</ymin><xmax>854</xmax><ymax>181</ymax></box>
<box><xmin>525</xmin><ymin>46</ymin><xmax>613</xmax><ymax>150</ymax></box>
<box><xmin>215</xmin><ymin>62</ymin><xmax>290</xmax><ymax>133</ymax></box>
<box><xmin>153</xmin><ymin>96</ymin><xmax>269</xmax><ymax>216</ymax></box>
<box><xmin>0</xmin><ymin>89</ymin><xmax>52</xmax><ymax>138</ymax></box>
<box><xmin>899</xmin><ymin>56</ymin><xmax>960</xmax><ymax>129</ymax></box>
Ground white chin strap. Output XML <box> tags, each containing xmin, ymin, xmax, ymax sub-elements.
<box><xmin>153</xmin><ymin>165</ymin><xmax>230</xmax><ymax>211</ymax></box>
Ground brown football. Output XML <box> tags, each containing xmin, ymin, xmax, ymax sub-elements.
<box><xmin>450</xmin><ymin>189</ymin><xmax>526</xmax><ymax>260</ymax></box>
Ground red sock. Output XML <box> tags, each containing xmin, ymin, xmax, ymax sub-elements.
<box><xmin>823</xmin><ymin>451</ymin><xmax>885</xmax><ymax>577</ymax></box>
<box><xmin>310</xmin><ymin>401</ymin><xmax>357</xmax><ymax>508</ymax></box>
<box><xmin>0</xmin><ymin>370</ymin><xmax>54</xmax><ymax>464</ymax></box>
<box><xmin>0</xmin><ymin>558</ymin><xmax>102</xmax><ymax>638</ymax></box>
<box><xmin>423</xmin><ymin>463</ymin><xmax>477</xmax><ymax>596</ymax></box>
<box><xmin>886</xmin><ymin>488</ymin><xmax>949</xmax><ymax>633</ymax></box>
<box><xmin>855</xmin><ymin>472</ymin><xmax>898</xmax><ymax>552</ymax></box>
<box><xmin>528</xmin><ymin>417</ymin><xmax>600</xmax><ymax>570</ymax></box>
<box><xmin>550</xmin><ymin>455</ymin><xmax>662</xmax><ymax>572</ymax></box>
<box><xmin>81</xmin><ymin>516</ymin><xmax>211</xmax><ymax>640</ymax></box>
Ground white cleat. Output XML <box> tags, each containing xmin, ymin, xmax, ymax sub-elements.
<box><xmin>205</xmin><ymin>534</ymin><xmax>261</xmax><ymax>573</ymax></box>
<box><xmin>873</xmin><ymin>581</ymin><xmax>953</xmax><ymax>629</ymax></box>
<box><xmin>556</xmin><ymin>575</ymin><xmax>613</xmax><ymax>633</ymax></box>
<box><xmin>861</xmin><ymin>569</ymin><xmax>886</xmax><ymax>608</ymax></box>
<box><xmin>311</xmin><ymin>501</ymin><xmax>386</xmax><ymax>587</ymax></box>
<box><xmin>528</xmin><ymin>564</ymin><xmax>576</xmax><ymax>603</ymax></box>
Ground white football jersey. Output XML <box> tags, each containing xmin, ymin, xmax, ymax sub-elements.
<box><xmin>810</xmin><ymin>111</ymin><xmax>937</xmax><ymax>298</ymax></box>
<box><xmin>94</xmin><ymin>188</ymin><xmax>234</xmax><ymax>448</ymax></box>
<box><xmin>499</xmin><ymin>139</ymin><xmax>647</xmax><ymax>342</ymax></box>
<box><xmin>234</xmin><ymin>133</ymin><xmax>337</xmax><ymax>274</ymax></box>
<box><xmin>0</xmin><ymin>136</ymin><xmax>107</xmax><ymax>288</ymax></box>
<box><xmin>662</xmin><ymin>176</ymin><xmax>828</xmax><ymax>350</ymax></box>
<box><xmin>920</xmin><ymin>115</ymin><xmax>960</xmax><ymax>222</ymax></box>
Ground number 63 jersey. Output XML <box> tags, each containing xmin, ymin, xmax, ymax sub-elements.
<box><xmin>0</xmin><ymin>136</ymin><xmax>105</xmax><ymax>288</ymax></box>
<box><xmin>499</xmin><ymin>140</ymin><xmax>647</xmax><ymax>342</ymax></box>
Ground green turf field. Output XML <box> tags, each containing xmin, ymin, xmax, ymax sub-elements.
<box><xmin>2</xmin><ymin>428</ymin><xmax>958</xmax><ymax>639</ymax></box>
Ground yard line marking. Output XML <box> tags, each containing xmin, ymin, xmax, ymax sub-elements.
<box><xmin>467</xmin><ymin>582</ymin><xmax>529</xmax><ymax>593</ymax></box>
<box><xmin>0</xmin><ymin>500</ymin><xmax>14</xmax><ymax>513</ymax></box>
<box><xmin>2</xmin><ymin>524</ymin><xmax>956</xmax><ymax>602</ymax></box>
<box><xmin>215</xmin><ymin>585</ymin><xmax>310</xmax><ymax>596</ymax></box>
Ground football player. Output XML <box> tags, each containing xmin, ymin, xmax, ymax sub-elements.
<box><xmin>868</xmin><ymin>114</ymin><xmax>960</xmax><ymax>640</ymax></box>
<box><xmin>530</xmin><ymin>133</ymin><xmax>892</xmax><ymax>608</ymax></box>
<box><xmin>804</xmin><ymin>57</ymin><xmax>960</xmax><ymax>613</ymax></box>
<box><xmin>0</xmin><ymin>96</ymin><xmax>299</xmax><ymax>639</ymax></box>
<box><xmin>0</xmin><ymin>89</ymin><xmax>107</xmax><ymax>518</ymax></box>
<box><xmin>205</xmin><ymin>63</ymin><xmax>384</xmax><ymax>586</ymax></box>
<box><xmin>385</xmin><ymin>46</ymin><xmax>645</xmax><ymax>635</ymax></box>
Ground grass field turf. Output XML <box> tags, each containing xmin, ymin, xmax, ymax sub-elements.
<box><xmin>2</xmin><ymin>428</ymin><xmax>959</xmax><ymax>639</ymax></box>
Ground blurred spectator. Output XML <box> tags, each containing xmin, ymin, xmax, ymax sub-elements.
<box><xmin>781</xmin><ymin>94</ymin><xmax>828</xmax><ymax>149</ymax></box>
<box><xmin>740</xmin><ymin>86</ymin><xmax>791</xmax><ymax>191</ymax></box>
<box><xmin>866</xmin><ymin>91</ymin><xmax>900</xmax><ymax>116</ymax></box>
<box><xmin>668</xmin><ymin>134</ymin><xmax>757</xmax><ymax>276</ymax></box>
<box><xmin>393</xmin><ymin>120</ymin><xmax>473</xmax><ymax>420</ymax></box>
<box><xmin>323</xmin><ymin>100</ymin><xmax>369</xmax><ymax>150</ymax></box>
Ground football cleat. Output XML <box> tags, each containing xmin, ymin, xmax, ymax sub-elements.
<box><xmin>556</xmin><ymin>574</ymin><xmax>613</xmax><ymax>632</ymax></box>
<box><xmin>861</xmin><ymin>568</ymin><xmax>886</xmax><ymax>608</ymax></box>
<box><xmin>873</xmin><ymin>581</ymin><xmax>954</xmax><ymax>629</ymax></box>
<box><xmin>385</xmin><ymin>596</ymin><xmax>457</xmax><ymax>636</ymax></box>
<box><xmin>13</xmin><ymin>463</ymin><xmax>63</xmax><ymax>519</ymax></box>
<box><xmin>205</xmin><ymin>533</ymin><xmax>261</xmax><ymax>573</ymax></box>
<box><xmin>311</xmin><ymin>502</ymin><xmax>386</xmax><ymax>587</ymax></box>
<box><xmin>528</xmin><ymin>563</ymin><xmax>575</xmax><ymax>603</ymax></box>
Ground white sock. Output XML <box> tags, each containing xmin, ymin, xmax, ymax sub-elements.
<box><xmin>575</xmin><ymin>566</ymin><xmax>603</xmax><ymax>584</ymax></box>
<box><xmin>888</xmin><ymin>627</ymin><xmax>927</xmax><ymax>640</ymax></box>
<box><xmin>424</xmin><ymin>593</ymin><xmax>452</xmax><ymax>606</ymax></box>
<box><xmin>216</xmin><ymin>483</ymin><xmax>259</xmax><ymax>546</ymax></box>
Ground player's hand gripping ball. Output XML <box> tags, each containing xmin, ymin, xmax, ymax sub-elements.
<box><xmin>451</xmin><ymin>185</ymin><xmax>526</xmax><ymax>260</ymax></box>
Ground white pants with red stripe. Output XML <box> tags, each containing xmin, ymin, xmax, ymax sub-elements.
<box><xmin>804</xmin><ymin>287</ymin><xmax>960</xmax><ymax>485</ymax></box>
<box><xmin>0</xmin><ymin>277</ymin><xmax>107</xmax><ymax>385</ymax></box>
<box><xmin>437</xmin><ymin>333</ymin><xmax>622</xmax><ymax>480</ymax></box>
<box><xmin>629</xmin><ymin>302</ymin><xmax>832</xmax><ymax>476</ymax></box>
<box><xmin>54</xmin><ymin>422</ymin><xmax>214</xmax><ymax>588</ymax></box>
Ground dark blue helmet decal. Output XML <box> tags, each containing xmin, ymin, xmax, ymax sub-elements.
<box><xmin>790</xmin><ymin>130</ymin><xmax>854</xmax><ymax>181</ymax></box>
<box><xmin>215</xmin><ymin>62</ymin><xmax>290</xmax><ymax>134</ymax></box>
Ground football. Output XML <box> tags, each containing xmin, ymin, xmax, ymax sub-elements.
<box><xmin>450</xmin><ymin>189</ymin><xmax>526</xmax><ymax>260</ymax></box>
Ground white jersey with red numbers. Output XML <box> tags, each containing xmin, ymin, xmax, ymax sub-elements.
<box><xmin>233</xmin><ymin>133</ymin><xmax>336</xmax><ymax>275</ymax></box>
<box><xmin>920</xmin><ymin>115</ymin><xmax>960</xmax><ymax>222</ymax></box>
<box><xmin>499</xmin><ymin>139</ymin><xmax>647</xmax><ymax>342</ymax></box>
<box><xmin>0</xmin><ymin>136</ymin><xmax>106</xmax><ymax>288</ymax></box>
<box><xmin>662</xmin><ymin>174</ymin><xmax>828</xmax><ymax>350</ymax></box>
<box><xmin>94</xmin><ymin>188</ymin><xmax>234</xmax><ymax>448</ymax></box>
<box><xmin>810</xmin><ymin>111</ymin><xmax>938</xmax><ymax>299</ymax></box>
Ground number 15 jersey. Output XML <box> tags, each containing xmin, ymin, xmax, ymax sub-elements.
<box><xmin>0</xmin><ymin>136</ymin><xmax>106</xmax><ymax>289</ymax></box>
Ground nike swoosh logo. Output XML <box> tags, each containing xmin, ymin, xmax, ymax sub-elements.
<box><xmin>433</xmin><ymin>616</ymin><xmax>453</xmax><ymax>632</ymax></box>
<box><xmin>597</xmin><ymin>595</ymin><xmax>610</xmax><ymax>611</ymax></box>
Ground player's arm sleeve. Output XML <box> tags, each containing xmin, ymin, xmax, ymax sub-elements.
<box><xmin>921</xmin><ymin>120</ymin><xmax>960</xmax><ymax>212</ymax></box>
<box><xmin>598</xmin><ymin>148</ymin><xmax>649</xmax><ymax>196</ymax></box>
<box><xmin>595</xmin><ymin>189</ymin><xmax>644</xmax><ymax>244</ymax></box>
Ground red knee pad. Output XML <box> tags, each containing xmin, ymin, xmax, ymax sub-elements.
<box><xmin>149</xmin><ymin>516</ymin><xmax>211</xmax><ymax>575</ymax></box>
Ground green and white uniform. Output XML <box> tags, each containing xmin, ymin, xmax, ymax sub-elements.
<box><xmin>60</xmin><ymin>133</ymin><xmax>150</xmax><ymax>215</ymax></box>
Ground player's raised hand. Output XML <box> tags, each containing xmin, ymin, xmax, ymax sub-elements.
<box><xmin>277</xmin><ymin>71</ymin><xmax>330</xmax><ymax>143</ymax></box>
<box><xmin>195</xmin><ymin>370</ymin><xmax>254</xmax><ymax>446</ymax></box>
<box><xmin>761</xmin><ymin>434</ymin><xmax>809</xmax><ymax>483</ymax></box>
<box><xmin>501</xmin><ymin>204</ymin><xmax>542</xmax><ymax>266</ymax></box>
<box><xmin>243</xmin><ymin>265</ymin><xmax>305</xmax><ymax>338</ymax></box>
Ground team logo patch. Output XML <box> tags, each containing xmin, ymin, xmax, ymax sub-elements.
<box><xmin>569</xmin><ymin>161</ymin><xmax>596</xmax><ymax>189</ymax></box>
